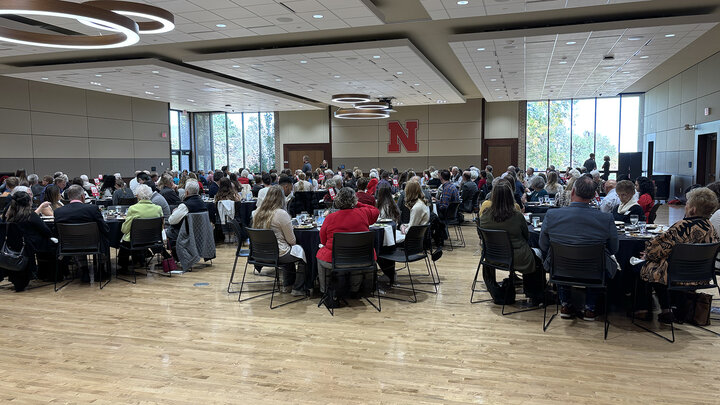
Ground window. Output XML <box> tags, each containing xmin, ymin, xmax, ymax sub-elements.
<box><xmin>170</xmin><ymin>110</ymin><xmax>192</xmax><ymax>172</ymax></box>
<box><xmin>191</xmin><ymin>111</ymin><xmax>276</xmax><ymax>173</ymax></box>
<box><xmin>525</xmin><ymin>94</ymin><xmax>642</xmax><ymax>175</ymax></box>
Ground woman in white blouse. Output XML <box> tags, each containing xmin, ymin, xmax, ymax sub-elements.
<box><xmin>252</xmin><ymin>186</ymin><xmax>305</xmax><ymax>296</ymax></box>
<box><xmin>400</xmin><ymin>181</ymin><xmax>430</xmax><ymax>234</ymax></box>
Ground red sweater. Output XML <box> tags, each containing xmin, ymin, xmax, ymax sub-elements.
<box><xmin>317</xmin><ymin>202</ymin><xmax>379</xmax><ymax>263</ymax></box>
<box><xmin>638</xmin><ymin>193</ymin><xmax>654</xmax><ymax>220</ymax></box>
<box><xmin>367</xmin><ymin>178</ymin><xmax>378</xmax><ymax>195</ymax></box>
<box><xmin>356</xmin><ymin>191</ymin><xmax>376</xmax><ymax>206</ymax></box>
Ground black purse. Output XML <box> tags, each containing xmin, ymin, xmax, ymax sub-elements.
<box><xmin>0</xmin><ymin>223</ymin><xmax>28</xmax><ymax>272</ymax></box>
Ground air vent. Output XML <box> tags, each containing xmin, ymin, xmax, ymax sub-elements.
<box><xmin>603</xmin><ymin>55</ymin><xmax>615</xmax><ymax>61</ymax></box>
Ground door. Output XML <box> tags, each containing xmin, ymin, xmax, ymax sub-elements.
<box><xmin>696</xmin><ymin>133</ymin><xmax>717</xmax><ymax>185</ymax></box>
<box><xmin>283</xmin><ymin>143</ymin><xmax>332</xmax><ymax>171</ymax></box>
<box><xmin>482</xmin><ymin>138</ymin><xmax>518</xmax><ymax>171</ymax></box>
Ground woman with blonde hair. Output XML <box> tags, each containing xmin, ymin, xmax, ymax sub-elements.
<box><xmin>401</xmin><ymin>181</ymin><xmax>430</xmax><ymax>234</ymax></box>
<box><xmin>294</xmin><ymin>172</ymin><xmax>311</xmax><ymax>192</ymax></box>
<box><xmin>252</xmin><ymin>186</ymin><xmax>305</xmax><ymax>296</ymax></box>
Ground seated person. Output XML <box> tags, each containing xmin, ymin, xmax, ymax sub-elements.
<box><xmin>376</xmin><ymin>186</ymin><xmax>400</xmax><ymax>223</ymax></box>
<box><xmin>459</xmin><ymin>171</ymin><xmax>479</xmax><ymax>213</ymax></box>
<box><xmin>166</xmin><ymin>180</ymin><xmax>207</xmax><ymax>246</ymax></box>
<box><xmin>599</xmin><ymin>180</ymin><xmax>619</xmax><ymax>213</ymax></box>
<box><xmin>252</xmin><ymin>186</ymin><xmax>306</xmax><ymax>296</ymax></box>
<box><xmin>613</xmin><ymin>180</ymin><xmax>645</xmax><ymax>223</ymax></box>
<box><xmin>539</xmin><ymin>175</ymin><xmax>618</xmax><ymax>321</ymax></box>
<box><xmin>37</xmin><ymin>185</ymin><xmax>63</xmax><ymax>217</ymax></box>
<box><xmin>112</xmin><ymin>178</ymin><xmax>135</xmax><ymax>206</ymax></box>
<box><xmin>526</xmin><ymin>176</ymin><xmax>548</xmax><ymax>202</ymax></box>
<box><xmin>158</xmin><ymin>174</ymin><xmax>182</xmax><ymax>205</ymax></box>
<box><xmin>478</xmin><ymin>183</ymin><xmax>543</xmax><ymax>305</ymax></box>
<box><xmin>355</xmin><ymin>177</ymin><xmax>376</xmax><ymax>206</ymax></box>
<box><xmin>317</xmin><ymin>187</ymin><xmax>379</xmax><ymax>295</ymax></box>
<box><xmin>479</xmin><ymin>178</ymin><xmax>521</xmax><ymax>216</ymax></box>
<box><xmin>636</xmin><ymin>187</ymin><xmax>719</xmax><ymax>323</ymax></box>
<box><xmin>54</xmin><ymin>185</ymin><xmax>110</xmax><ymax>282</ymax></box>
<box><xmin>99</xmin><ymin>176</ymin><xmax>116</xmax><ymax>199</ymax></box>
<box><xmin>636</xmin><ymin>177</ymin><xmax>656</xmax><ymax>220</ymax></box>
<box><xmin>117</xmin><ymin>184</ymin><xmax>171</xmax><ymax>272</ymax></box>
<box><xmin>435</xmin><ymin>169</ymin><xmax>459</xmax><ymax>220</ymax></box>
<box><xmin>1</xmin><ymin>191</ymin><xmax>57</xmax><ymax>290</ymax></box>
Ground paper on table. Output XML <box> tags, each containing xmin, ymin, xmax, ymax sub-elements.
<box><xmin>629</xmin><ymin>256</ymin><xmax>646</xmax><ymax>266</ymax></box>
<box><xmin>290</xmin><ymin>244</ymin><xmax>306</xmax><ymax>263</ymax></box>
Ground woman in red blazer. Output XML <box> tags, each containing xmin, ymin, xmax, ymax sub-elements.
<box><xmin>317</xmin><ymin>187</ymin><xmax>379</xmax><ymax>293</ymax></box>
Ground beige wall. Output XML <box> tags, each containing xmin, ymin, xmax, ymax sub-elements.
<box><xmin>0</xmin><ymin>76</ymin><xmax>169</xmax><ymax>178</ymax></box>
<box><xmin>484</xmin><ymin>101</ymin><xmax>519</xmax><ymax>139</ymax></box>
<box><xmin>330</xmin><ymin>99</ymin><xmax>483</xmax><ymax>171</ymax></box>
<box><xmin>644</xmin><ymin>50</ymin><xmax>720</xmax><ymax>180</ymax></box>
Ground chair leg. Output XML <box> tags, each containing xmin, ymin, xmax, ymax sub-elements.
<box><xmin>365</xmin><ymin>269</ymin><xmax>382</xmax><ymax>312</ymax></box>
<box><xmin>603</xmin><ymin>289</ymin><xmax>609</xmax><ymax>340</ymax></box>
<box><xmin>237</xmin><ymin>261</ymin><xmax>274</xmax><ymax>303</ymax></box>
<box><xmin>502</xmin><ymin>271</ymin><xmax>541</xmax><ymax>316</ymax></box>
<box><xmin>99</xmin><ymin>254</ymin><xmax>111</xmax><ymax>289</ymax></box>
<box><xmin>54</xmin><ymin>254</ymin><xmax>75</xmax><ymax>292</ymax></box>
<box><xmin>631</xmin><ymin>279</ymin><xmax>675</xmax><ymax>343</ymax></box>
<box><xmin>543</xmin><ymin>281</ymin><xmax>558</xmax><ymax>332</ymax></box>
<box><xmin>385</xmin><ymin>261</ymin><xmax>420</xmax><ymax>302</ymax></box>
<box><xmin>227</xmin><ymin>255</ymin><xmax>240</xmax><ymax>294</ymax></box>
<box><xmin>116</xmin><ymin>248</ymin><xmax>137</xmax><ymax>284</ymax></box>
<box><xmin>270</xmin><ymin>266</ymin><xmax>307</xmax><ymax>309</ymax></box>
<box><xmin>471</xmin><ymin>262</ymin><xmax>491</xmax><ymax>304</ymax></box>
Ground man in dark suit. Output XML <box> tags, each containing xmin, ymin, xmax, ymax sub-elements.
<box><xmin>208</xmin><ymin>171</ymin><xmax>222</xmax><ymax>198</ymax></box>
<box><xmin>539</xmin><ymin>175</ymin><xmax>618</xmax><ymax>321</ymax></box>
<box><xmin>54</xmin><ymin>185</ymin><xmax>110</xmax><ymax>282</ymax></box>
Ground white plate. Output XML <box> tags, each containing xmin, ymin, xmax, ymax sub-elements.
<box><xmin>614</xmin><ymin>221</ymin><xmax>625</xmax><ymax>225</ymax></box>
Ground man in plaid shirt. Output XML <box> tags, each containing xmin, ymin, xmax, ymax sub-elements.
<box><xmin>436</xmin><ymin>169</ymin><xmax>459</xmax><ymax>219</ymax></box>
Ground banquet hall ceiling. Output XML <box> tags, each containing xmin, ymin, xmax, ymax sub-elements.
<box><xmin>0</xmin><ymin>0</ymin><xmax>719</xmax><ymax>111</ymax></box>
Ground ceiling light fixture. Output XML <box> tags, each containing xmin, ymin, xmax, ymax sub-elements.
<box><xmin>313</xmin><ymin>14</ymin><xmax>323</xmax><ymax>19</ymax></box>
<box><xmin>484</xmin><ymin>65</ymin><xmax>492</xmax><ymax>69</ymax></box>
<box><xmin>664</xmin><ymin>34</ymin><xmax>675</xmax><ymax>38</ymax></box>
<box><xmin>331</xmin><ymin>93</ymin><xmax>371</xmax><ymax>103</ymax></box>
<box><xmin>215</xmin><ymin>23</ymin><xmax>226</xmax><ymax>28</ymax></box>
<box><xmin>566</xmin><ymin>41</ymin><xmax>576</xmax><ymax>45</ymax></box>
<box><xmin>476</xmin><ymin>47</ymin><xmax>485</xmax><ymax>51</ymax></box>
<box><xmin>354</xmin><ymin>100</ymin><xmax>389</xmax><ymax>110</ymax></box>
<box><xmin>334</xmin><ymin>108</ymin><xmax>389</xmax><ymax>120</ymax></box>
<box><xmin>457</xmin><ymin>1</ymin><xmax>469</xmax><ymax>4</ymax></box>
<box><xmin>0</xmin><ymin>0</ymin><xmax>145</xmax><ymax>49</ymax></box>
<box><xmin>79</xmin><ymin>1</ymin><xmax>175</xmax><ymax>34</ymax></box>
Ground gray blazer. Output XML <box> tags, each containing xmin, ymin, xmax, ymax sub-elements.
<box><xmin>539</xmin><ymin>202</ymin><xmax>619</xmax><ymax>277</ymax></box>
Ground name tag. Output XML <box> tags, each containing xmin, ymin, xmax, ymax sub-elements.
<box><xmin>328</xmin><ymin>188</ymin><xmax>336</xmax><ymax>200</ymax></box>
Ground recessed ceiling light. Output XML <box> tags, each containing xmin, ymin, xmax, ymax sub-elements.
<box><xmin>414</xmin><ymin>83</ymin><xmax>420</xmax><ymax>86</ymax></box>
<box><xmin>490</xmin><ymin>79</ymin><xmax>497</xmax><ymax>82</ymax></box>
<box><xmin>105</xmin><ymin>88</ymin><xmax>112</xmax><ymax>91</ymax></box>
<box><xmin>275</xmin><ymin>78</ymin><xmax>282</xmax><ymax>81</ymax></box>
<box><xmin>373</xmin><ymin>55</ymin><xmax>380</xmax><ymax>59</ymax></box>
<box><xmin>41</xmin><ymin>77</ymin><xmax>48</xmax><ymax>80</ymax></box>
<box><xmin>640</xmin><ymin>55</ymin><xmax>649</xmax><ymax>59</ymax></box>
<box><xmin>95</xmin><ymin>74</ymin><xmax>102</xmax><ymax>77</ymax></box>
<box><xmin>216</xmin><ymin>23</ymin><xmax>226</xmax><ymax>28</ymax></box>
<box><xmin>457</xmin><ymin>1</ymin><xmax>469</xmax><ymax>4</ymax></box>
<box><xmin>628</xmin><ymin>36</ymin><xmax>643</xmax><ymax>41</ymax></box>
<box><xmin>187</xmin><ymin>99</ymin><xmax>194</xmax><ymax>102</ymax></box>
<box><xmin>484</xmin><ymin>65</ymin><xmax>492</xmax><ymax>69</ymax></box>
<box><xmin>232</xmin><ymin>65</ymin><xmax>240</xmax><ymax>68</ymax></box>
<box><xmin>426</xmin><ymin>92</ymin><xmax>432</xmax><ymax>95</ymax></box>
<box><xmin>152</xmin><ymin>70</ymin><xmax>159</xmax><ymax>74</ymax></box>
<box><xmin>498</xmin><ymin>96</ymin><xmax>503</xmax><ymax>99</ymax></box>
<box><xmin>145</xmin><ymin>91</ymin><xmax>154</xmax><ymax>95</ymax></box>
<box><xmin>665</xmin><ymin>34</ymin><xmax>675</xmax><ymax>38</ymax></box>
<box><xmin>313</xmin><ymin>14</ymin><xmax>323</xmax><ymax>19</ymax></box>
<box><xmin>333</xmin><ymin>75</ymin><xmax>341</xmax><ymax>78</ymax></box>
<box><xmin>566</xmin><ymin>41</ymin><xmax>576</xmax><ymax>45</ymax></box>
<box><xmin>153</xmin><ymin>85</ymin><xmax>159</xmax><ymax>88</ymax></box>
<box><xmin>396</xmin><ymin>71</ymin><xmax>403</xmax><ymax>75</ymax></box>
<box><xmin>559</xmin><ymin>61</ymin><xmax>567</xmax><ymax>64</ymax></box>
<box><xmin>300</xmin><ymin>60</ymin><xmax>307</xmax><ymax>64</ymax></box>
<box><xmin>476</xmin><ymin>47</ymin><xmax>485</xmax><ymax>51</ymax></box>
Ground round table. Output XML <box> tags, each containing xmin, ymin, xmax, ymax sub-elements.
<box><xmin>293</xmin><ymin>222</ymin><xmax>395</xmax><ymax>291</ymax></box>
<box><xmin>524</xmin><ymin>204</ymin><xmax>552</xmax><ymax>214</ymax></box>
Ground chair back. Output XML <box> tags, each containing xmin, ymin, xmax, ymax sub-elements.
<box><xmin>445</xmin><ymin>201</ymin><xmax>461</xmax><ymax>222</ymax></box>
<box><xmin>118</xmin><ymin>197</ymin><xmax>138</xmax><ymax>206</ymax></box>
<box><xmin>549</xmin><ymin>242</ymin><xmax>605</xmax><ymax>285</ymax></box>
<box><xmin>332</xmin><ymin>231</ymin><xmax>375</xmax><ymax>270</ymax></box>
<box><xmin>228</xmin><ymin>219</ymin><xmax>248</xmax><ymax>255</ymax></box>
<box><xmin>648</xmin><ymin>202</ymin><xmax>662</xmax><ymax>224</ymax></box>
<box><xmin>246</xmin><ymin>228</ymin><xmax>279</xmax><ymax>267</ymax></box>
<box><xmin>471</xmin><ymin>190</ymin><xmax>481</xmax><ymax>211</ymax></box>
<box><xmin>403</xmin><ymin>225</ymin><xmax>430</xmax><ymax>258</ymax></box>
<box><xmin>477</xmin><ymin>227</ymin><xmax>513</xmax><ymax>270</ymax></box>
<box><xmin>56</xmin><ymin>222</ymin><xmax>101</xmax><ymax>255</ymax></box>
<box><xmin>667</xmin><ymin>243</ymin><xmax>720</xmax><ymax>286</ymax></box>
<box><xmin>289</xmin><ymin>191</ymin><xmax>316</xmax><ymax>217</ymax></box>
<box><xmin>129</xmin><ymin>217</ymin><xmax>164</xmax><ymax>250</ymax></box>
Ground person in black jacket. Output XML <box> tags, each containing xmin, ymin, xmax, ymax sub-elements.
<box><xmin>1</xmin><ymin>191</ymin><xmax>57</xmax><ymax>290</ymax></box>
<box><xmin>54</xmin><ymin>185</ymin><xmax>110</xmax><ymax>282</ymax></box>
<box><xmin>613</xmin><ymin>180</ymin><xmax>646</xmax><ymax>223</ymax></box>
<box><xmin>158</xmin><ymin>174</ymin><xmax>182</xmax><ymax>205</ymax></box>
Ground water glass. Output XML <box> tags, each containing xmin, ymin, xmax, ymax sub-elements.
<box><xmin>639</xmin><ymin>221</ymin><xmax>647</xmax><ymax>234</ymax></box>
<box><xmin>532</xmin><ymin>216</ymin><xmax>540</xmax><ymax>227</ymax></box>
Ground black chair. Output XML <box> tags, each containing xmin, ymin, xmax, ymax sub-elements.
<box><xmin>442</xmin><ymin>201</ymin><xmax>465</xmax><ymax>250</ymax></box>
<box><xmin>473</xmin><ymin>227</ymin><xmax>542</xmax><ymax>315</ymax></box>
<box><xmin>319</xmin><ymin>231</ymin><xmax>381</xmax><ymax>316</ymax></box>
<box><xmin>543</xmin><ymin>242</ymin><xmax>609</xmax><ymax>339</ymax></box>
<box><xmin>238</xmin><ymin>228</ymin><xmax>304</xmax><ymax>309</ymax></box>
<box><xmin>116</xmin><ymin>217</ymin><xmax>167</xmax><ymax>284</ymax></box>
<box><xmin>118</xmin><ymin>197</ymin><xmax>138</xmax><ymax>206</ymax></box>
<box><xmin>288</xmin><ymin>191</ymin><xmax>316</xmax><ymax>217</ymax></box>
<box><xmin>55</xmin><ymin>223</ymin><xmax>109</xmax><ymax>291</ymax></box>
<box><xmin>632</xmin><ymin>242</ymin><xmax>720</xmax><ymax>343</ymax></box>
<box><xmin>378</xmin><ymin>225</ymin><xmax>433</xmax><ymax>302</ymax></box>
<box><xmin>227</xmin><ymin>219</ymin><xmax>250</xmax><ymax>294</ymax></box>
<box><xmin>647</xmin><ymin>202</ymin><xmax>663</xmax><ymax>224</ymax></box>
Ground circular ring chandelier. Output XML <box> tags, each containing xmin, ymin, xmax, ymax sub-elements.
<box><xmin>354</xmin><ymin>100</ymin><xmax>390</xmax><ymax>110</ymax></box>
<box><xmin>0</xmin><ymin>0</ymin><xmax>174</xmax><ymax>49</ymax></box>
<box><xmin>334</xmin><ymin>107</ymin><xmax>390</xmax><ymax>120</ymax></box>
<box><xmin>0</xmin><ymin>0</ymin><xmax>139</xmax><ymax>49</ymax></box>
<box><xmin>79</xmin><ymin>1</ymin><xmax>175</xmax><ymax>34</ymax></box>
<box><xmin>331</xmin><ymin>93</ymin><xmax>371</xmax><ymax>103</ymax></box>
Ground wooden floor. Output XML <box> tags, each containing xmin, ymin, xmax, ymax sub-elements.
<box><xmin>1</xmin><ymin>205</ymin><xmax>719</xmax><ymax>404</ymax></box>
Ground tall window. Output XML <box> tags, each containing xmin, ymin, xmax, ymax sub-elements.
<box><xmin>193</xmin><ymin>111</ymin><xmax>276</xmax><ymax>173</ymax></box>
<box><xmin>170</xmin><ymin>110</ymin><xmax>192</xmax><ymax>172</ymax></box>
<box><xmin>526</xmin><ymin>94</ymin><xmax>642</xmax><ymax>174</ymax></box>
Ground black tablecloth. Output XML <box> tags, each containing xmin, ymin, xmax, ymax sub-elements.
<box><xmin>293</xmin><ymin>222</ymin><xmax>394</xmax><ymax>291</ymax></box>
<box><xmin>524</xmin><ymin>204</ymin><xmax>551</xmax><ymax>214</ymax></box>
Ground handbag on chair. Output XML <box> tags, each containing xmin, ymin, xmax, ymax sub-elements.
<box><xmin>0</xmin><ymin>223</ymin><xmax>28</xmax><ymax>273</ymax></box>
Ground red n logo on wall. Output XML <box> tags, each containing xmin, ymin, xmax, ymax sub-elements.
<box><xmin>387</xmin><ymin>120</ymin><xmax>419</xmax><ymax>153</ymax></box>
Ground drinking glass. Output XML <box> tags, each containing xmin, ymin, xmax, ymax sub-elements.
<box><xmin>630</xmin><ymin>215</ymin><xmax>639</xmax><ymax>227</ymax></box>
<box><xmin>639</xmin><ymin>221</ymin><xmax>647</xmax><ymax>234</ymax></box>
<box><xmin>532</xmin><ymin>216</ymin><xmax>540</xmax><ymax>227</ymax></box>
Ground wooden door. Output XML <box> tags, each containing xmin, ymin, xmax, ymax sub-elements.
<box><xmin>482</xmin><ymin>138</ymin><xmax>518</xmax><ymax>171</ymax></box>
<box><xmin>696</xmin><ymin>133</ymin><xmax>717</xmax><ymax>185</ymax></box>
<box><xmin>283</xmin><ymin>143</ymin><xmax>332</xmax><ymax>171</ymax></box>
